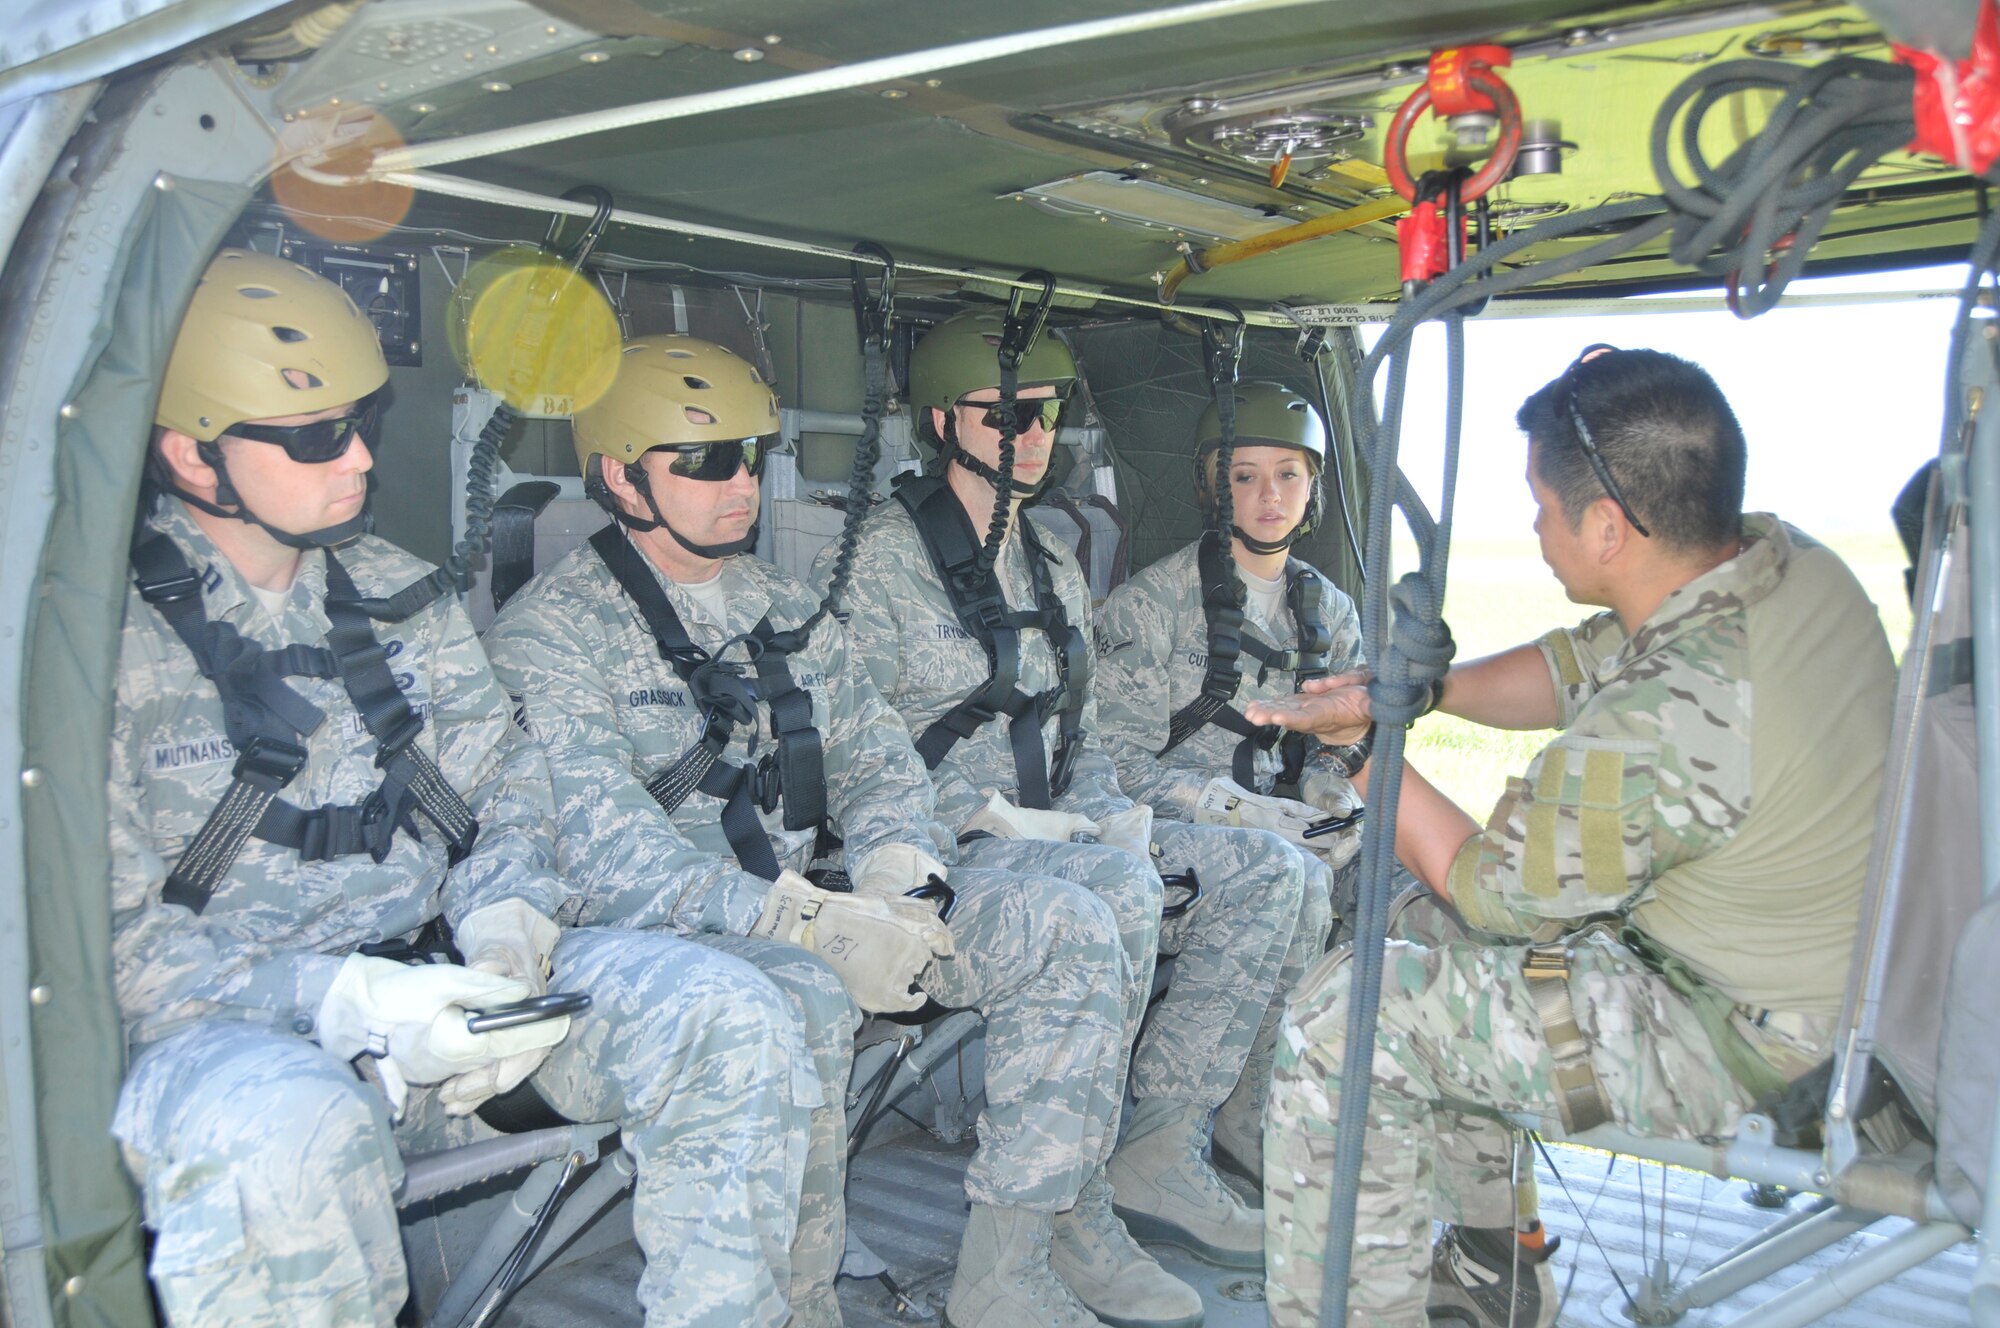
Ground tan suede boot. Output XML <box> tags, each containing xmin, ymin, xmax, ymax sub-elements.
<box><xmin>945</xmin><ymin>1204</ymin><xmax>1105</xmax><ymax>1328</ymax></box>
<box><xmin>1050</xmin><ymin>1171</ymin><xmax>1204</xmax><ymax>1328</ymax></box>
<box><xmin>1106</xmin><ymin>1102</ymin><xmax>1263</xmax><ymax>1269</ymax></box>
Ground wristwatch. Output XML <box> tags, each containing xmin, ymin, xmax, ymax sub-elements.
<box><xmin>1324</xmin><ymin>723</ymin><xmax>1376</xmax><ymax>778</ymax></box>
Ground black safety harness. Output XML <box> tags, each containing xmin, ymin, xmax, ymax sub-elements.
<box><xmin>1161</xmin><ymin>530</ymin><xmax>1334</xmax><ymax>786</ymax></box>
<box><xmin>130</xmin><ymin>529</ymin><xmax>479</xmax><ymax>915</ymax></box>
<box><xmin>588</xmin><ymin>524</ymin><xmax>824</xmax><ymax>881</ymax></box>
<box><xmin>893</xmin><ymin>474</ymin><xmax>1089</xmax><ymax>810</ymax></box>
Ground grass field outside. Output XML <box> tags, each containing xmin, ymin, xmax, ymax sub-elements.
<box><xmin>1392</xmin><ymin>528</ymin><xmax>1914</xmax><ymax>819</ymax></box>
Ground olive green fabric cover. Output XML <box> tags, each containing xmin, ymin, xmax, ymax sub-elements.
<box><xmin>23</xmin><ymin>175</ymin><xmax>247</xmax><ymax>1328</ymax></box>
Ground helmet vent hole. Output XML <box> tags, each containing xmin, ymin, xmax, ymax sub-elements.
<box><xmin>683</xmin><ymin>406</ymin><xmax>717</xmax><ymax>426</ymax></box>
<box><xmin>271</xmin><ymin>325</ymin><xmax>309</xmax><ymax>343</ymax></box>
<box><xmin>682</xmin><ymin>375</ymin><xmax>711</xmax><ymax>391</ymax></box>
<box><xmin>282</xmin><ymin>368</ymin><xmax>325</xmax><ymax>390</ymax></box>
<box><xmin>1285</xmin><ymin>401</ymin><xmax>1306</xmax><ymax>412</ymax></box>
<box><xmin>663</xmin><ymin>348</ymin><xmax>696</xmax><ymax>358</ymax></box>
<box><xmin>239</xmin><ymin>285</ymin><xmax>278</xmax><ymax>299</ymax></box>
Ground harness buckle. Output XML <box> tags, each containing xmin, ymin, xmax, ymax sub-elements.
<box><xmin>138</xmin><ymin>569</ymin><xmax>203</xmax><ymax>605</ymax></box>
<box><xmin>233</xmin><ymin>735</ymin><xmax>309</xmax><ymax>787</ymax></box>
<box><xmin>751</xmin><ymin>750</ymin><xmax>784</xmax><ymax>815</ymax></box>
<box><xmin>373</xmin><ymin>710</ymin><xmax>425</xmax><ymax>763</ymax></box>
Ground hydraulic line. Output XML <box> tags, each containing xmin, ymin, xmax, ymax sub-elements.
<box><xmin>1156</xmin><ymin>196</ymin><xmax>1412</xmax><ymax>308</ymax></box>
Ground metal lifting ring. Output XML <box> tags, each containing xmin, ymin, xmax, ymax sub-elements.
<box><xmin>1382</xmin><ymin>68</ymin><xmax>1524</xmax><ymax>206</ymax></box>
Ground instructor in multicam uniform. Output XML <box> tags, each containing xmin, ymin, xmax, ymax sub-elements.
<box><xmin>1248</xmin><ymin>348</ymin><xmax>1897</xmax><ymax>1328</ymax></box>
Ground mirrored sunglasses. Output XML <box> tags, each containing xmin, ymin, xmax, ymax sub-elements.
<box><xmin>661</xmin><ymin>435</ymin><xmax>770</xmax><ymax>481</ymax></box>
<box><xmin>959</xmin><ymin>395</ymin><xmax>1065</xmax><ymax>434</ymax></box>
<box><xmin>225</xmin><ymin>393</ymin><xmax>382</xmax><ymax>464</ymax></box>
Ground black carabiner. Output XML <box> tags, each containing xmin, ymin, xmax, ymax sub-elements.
<box><xmin>850</xmin><ymin>242</ymin><xmax>896</xmax><ymax>352</ymax></box>
<box><xmin>907</xmin><ymin>874</ymin><xmax>958</xmax><ymax>923</ymax></box>
<box><xmin>543</xmin><ymin>185</ymin><xmax>615</xmax><ymax>270</ymax></box>
<box><xmin>998</xmin><ymin>269</ymin><xmax>1058</xmax><ymax>372</ymax></box>
<box><xmin>1200</xmin><ymin>299</ymin><xmax>1246</xmax><ymax>390</ymax></box>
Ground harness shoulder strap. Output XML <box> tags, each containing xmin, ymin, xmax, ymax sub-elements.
<box><xmin>588</xmin><ymin>527</ymin><xmax>817</xmax><ymax>880</ymax></box>
<box><xmin>896</xmin><ymin>479</ymin><xmax>1081</xmax><ymax>807</ymax></box>
<box><xmin>133</xmin><ymin>533</ymin><xmax>477</xmax><ymax>915</ymax></box>
<box><xmin>322</xmin><ymin>553</ymin><xmax>480</xmax><ymax>863</ymax></box>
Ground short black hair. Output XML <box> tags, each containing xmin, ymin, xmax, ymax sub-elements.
<box><xmin>1516</xmin><ymin>348</ymin><xmax>1745</xmax><ymax>553</ymax></box>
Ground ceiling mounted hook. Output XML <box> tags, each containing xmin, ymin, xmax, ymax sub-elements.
<box><xmin>849</xmin><ymin>242</ymin><xmax>897</xmax><ymax>352</ymax></box>
<box><xmin>542</xmin><ymin>185</ymin><xmax>616</xmax><ymax>269</ymax></box>
<box><xmin>1200</xmin><ymin>298</ymin><xmax>1246</xmax><ymax>389</ymax></box>
<box><xmin>999</xmin><ymin>269</ymin><xmax>1058</xmax><ymax>371</ymax></box>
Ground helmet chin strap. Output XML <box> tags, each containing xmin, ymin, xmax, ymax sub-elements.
<box><xmin>1230</xmin><ymin>523</ymin><xmax>1300</xmax><ymax>557</ymax></box>
<box><xmin>173</xmin><ymin>444</ymin><xmax>369</xmax><ymax>549</ymax></box>
<box><xmin>616</xmin><ymin>460</ymin><xmax>758</xmax><ymax>558</ymax></box>
<box><xmin>942</xmin><ymin>416</ymin><xmax>1042</xmax><ymax>497</ymax></box>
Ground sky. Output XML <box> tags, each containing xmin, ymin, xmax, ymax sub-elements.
<box><xmin>1372</xmin><ymin>264</ymin><xmax>1969</xmax><ymax>542</ymax></box>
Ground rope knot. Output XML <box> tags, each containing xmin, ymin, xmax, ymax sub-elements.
<box><xmin>1371</xmin><ymin>573</ymin><xmax>1457</xmax><ymax>726</ymax></box>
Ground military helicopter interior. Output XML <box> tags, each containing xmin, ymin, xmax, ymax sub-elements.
<box><xmin>2</xmin><ymin>0</ymin><xmax>1998</xmax><ymax>1325</ymax></box>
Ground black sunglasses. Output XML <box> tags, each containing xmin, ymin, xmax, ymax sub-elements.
<box><xmin>1561</xmin><ymin>347</ymin><xmax>1651</xmax><ymax>539</ymax></box>
<box><xmin>224</xmin><ymin>392</ymin><xmax>382</xmax><ymax>464</ymax></box>
<box><xmin>958</xmin><ymin>394</ymin><xmax>1066</xmax><ymax>434</ymax></box>
<box><xmin>659</xmin><ymin>435</ymin><xmax>770</xmax><ymax>482</ymax></box>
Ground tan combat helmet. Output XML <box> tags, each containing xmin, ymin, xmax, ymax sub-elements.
<box><xmin>571</xmin><ymin>334</ymin><xmax>778</xmax><ymax>472</ymax></box>
<box><xmin>157</xmin><ymin>249</ymin><xmax>388</xmax><ymax>441</ymax></box>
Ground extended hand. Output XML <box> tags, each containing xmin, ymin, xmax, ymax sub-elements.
<box><xmin>1243</xmin><ymin>670</ymin><xmax>1373</xmax><ymax>744</ymax></box>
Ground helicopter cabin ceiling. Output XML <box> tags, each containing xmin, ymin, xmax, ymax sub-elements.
<box><xmin>230</xmin><ymin>0</ymin><xmax>1979</xmax><ymax>311</ymax></box>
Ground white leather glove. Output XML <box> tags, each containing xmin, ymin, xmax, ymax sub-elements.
<box><xmin>438</xmin><ymin>900</ymin><xmax>568</xmax><ymax>1117</ymax></box>
<box><xmin>1192</xmin><ymin>777</ymin><xmax>1323</xmax><ymax>849</ymax></box>
<box><xmin>851</xmin><ymin>843</ymin><xmax>949</xmax><ymax>897</ymax></box>
<box><xmin>1298</xmin><ymin>767</ymin><xmax>1366</xmax><ymax>871</ymax></box>
<box><xmin>317</xmin><ymin>954</ymin><xmax>572</xmax><ymax>1117</ymax></box>
<box><xmin>962</xmin><ymin>790</ymin><xmax>1100</xmax><ymax>843</ymax></box>
<box><xmin>1092</xmin><ymin>805</ymin><xmax>1155</xmax><ymax>863</ymax></box>
<box><xmin>751</xmin><ymin>870</ymin><xmax>955</xmax><ymax>1014</ymax></box>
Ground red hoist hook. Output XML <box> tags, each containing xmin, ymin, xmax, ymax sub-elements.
<box><xmin>1896</xmin><ymin>0</ymin><xmax>2000</xmax><ymax>177</ymax></box>
<box><xmin>1382</xmin><ymin>45</ymin><xmax>1525</xmax><ymax>290</ymax></box>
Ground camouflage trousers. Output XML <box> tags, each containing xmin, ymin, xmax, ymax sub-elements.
<box><xmin>1219</xmin><ymin>849</ymin><xmax>1336</xmax><ymax>1155</ymax></box>
<box><xmin>114</xmin><ymin>927</ymin><xmax>816</xmax><ymax>1328</ymax></box>
<box><xmin>912</xmin><ymin>862</ymin><xmax>1130</xmax><ymax>1210</ymax></box>
<box><xmin>963</xmin><ymin>822</ymin><xmax>1310</xmax><ymax>1116</ymax></box>
<box><xmin>1263</xmin><ymin>927</ymin><xmax>1755</xmax><ymax>1328</ymax></box>
<box><xmin>1147</xmin><ymin>820</ymin><xmax>1311</xmax><ymax>1111</ymax></box>
<box><xmin>698</xmin><ymin>933</ymin><xmax>860</xmax><ymax>1326</ymax></box>
<box><xmin>954</xmin><ymin>834</ymin><xmax>1163</xmax><ymax>1156</ymax></box>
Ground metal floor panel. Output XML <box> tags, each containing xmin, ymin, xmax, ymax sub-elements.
<box><xmin>493</xmin><ymin>1137</ymin><xmax>1979</xmax><ymax>1327</ymax></box>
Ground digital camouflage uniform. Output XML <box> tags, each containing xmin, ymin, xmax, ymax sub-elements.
<box><xmin>1264</xmin><ymin>516</ymin><xmax>1899</xmax><ymax>1327</ymax></box>
<box><xmin>483</xmin><ymin>533</ymin><xmax>1130</xmax><ymax>1227</ymax></box>
<box><xmin>1094</xmin><ymin>539</ymin><xmax>1364</xmax><ymax>1163</ymax></box>
<box><xmin>110</xmin><ymin>500</ymin><xmax>814</xmax><ymax>1328</ymax></box>
<box><xmin>826</xmin><ymin>499</ymin><xmax>1310</xmax><ymax>1132</ymax></box>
